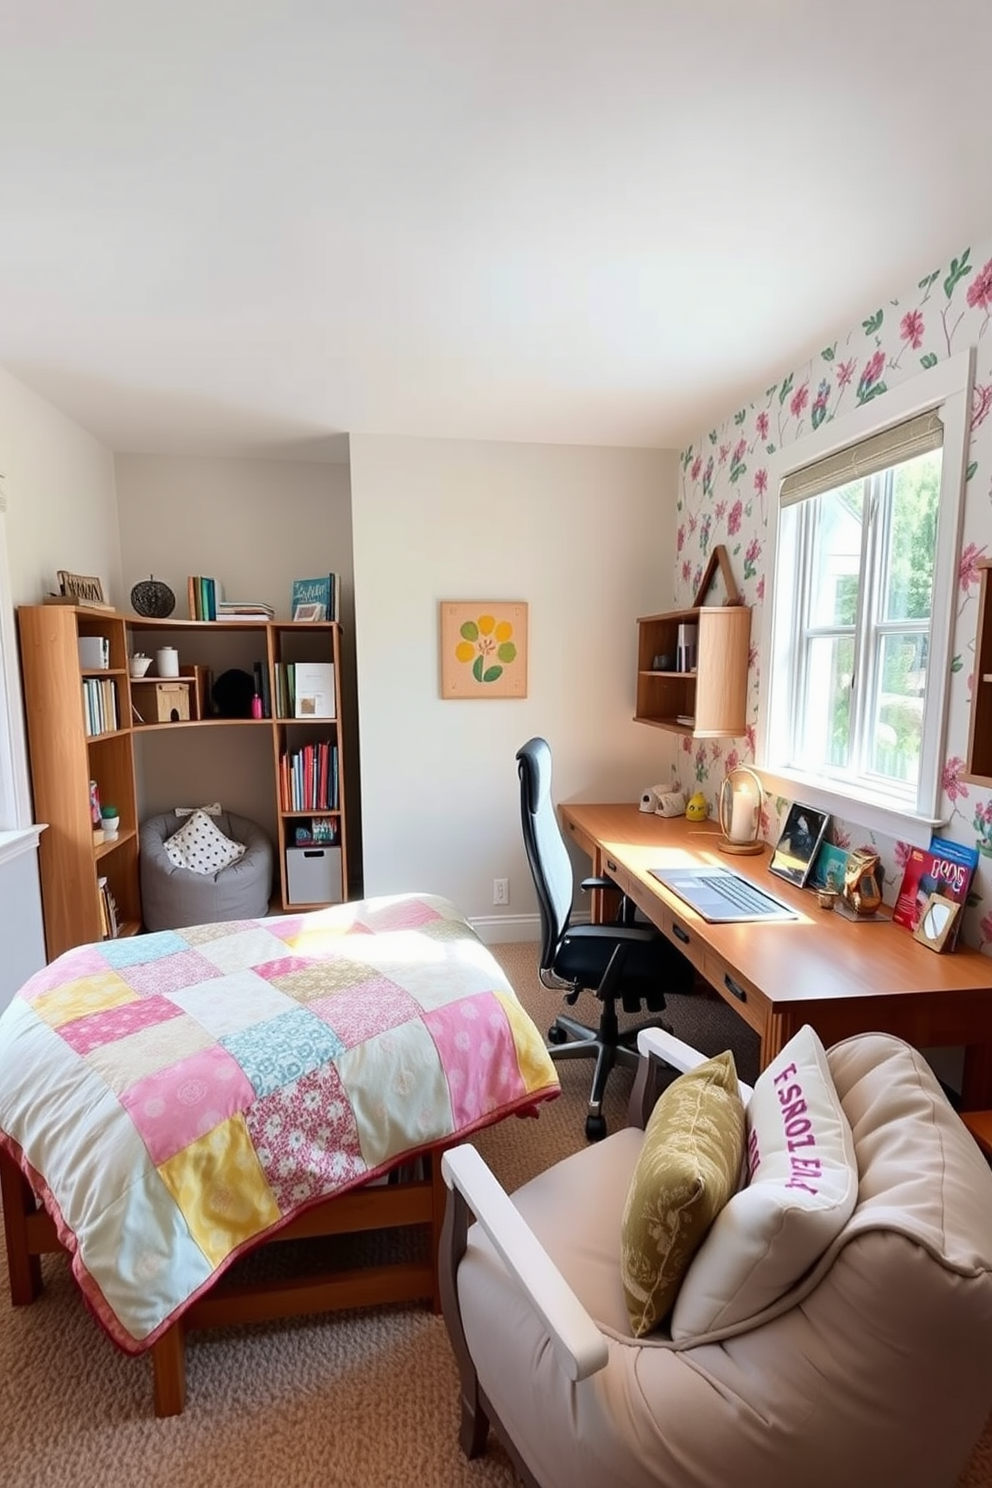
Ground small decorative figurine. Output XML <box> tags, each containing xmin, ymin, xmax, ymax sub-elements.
<box><xmin>685</xmin><ymin>791</ymin><xmax>708</xmax><ymax>822</ymax></box>
<box><xmin>842</xmin><ymin>847</ymin><xmax>883</xmax><ymax>917</ymax></box>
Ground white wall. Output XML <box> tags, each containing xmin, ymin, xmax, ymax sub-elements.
<box><xmin>0</xmin><ymin>367</ymin><xmax>121</xmax><ymax>605</ymax></box>
<box><xmin>349</xmin><ymin>435</ymin><xmax>678</xmax><ymax>936</ymax></box>
<box><xmin>114</xmin><ymin>455</ymin><xmax>362</xmax><ymax>885</ymax></box>
<box><xmin>0</xmin><ymin>366</ymin><xmax>122</xmax><ymax>988</ymax></box>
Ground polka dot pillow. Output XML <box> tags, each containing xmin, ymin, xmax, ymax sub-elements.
<box><xmin>164</xmin><ymin>809</ymin><xmax>246</xmax><ymax>876</ymax></box>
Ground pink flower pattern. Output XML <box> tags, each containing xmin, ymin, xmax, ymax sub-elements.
<box><xmin>966</xmin><ymin>258</ymin><xmax>992</xmax><ymax>313</ymax></box>
<box><xmin>900</xmin><ymin>309</ymin><xmax>925</xmax><ymax>349</ymax></box>
<box><xmin>671</xmin><ymin>239</ymin><xmax>992</xmax><ymax>947</ymax></box>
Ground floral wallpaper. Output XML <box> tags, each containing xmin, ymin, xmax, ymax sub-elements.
<box><xmin>669</xmin><ymin>239</ymin><xmax>992</xmax><ymax>952</ymax></box>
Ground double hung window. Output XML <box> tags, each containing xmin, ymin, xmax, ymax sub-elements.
<box><xmin>759</xmin><ymin>353</ymin><xmax>971</xmax><ymax>839</ymax></box>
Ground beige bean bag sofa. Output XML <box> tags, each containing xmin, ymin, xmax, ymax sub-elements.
<box><xmin>441</xmin><ymin>1027</ymin><xmax>992</xmax><ymax>1488</ymax></box>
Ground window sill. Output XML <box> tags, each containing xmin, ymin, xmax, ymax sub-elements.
<box><xmin>0</xmin><ymin>824</ymin><xmax>47</xmax><ymax>869</ymax></box>
<box><xmin>752</xmin><ymin>767</ymin><xmax>940</xmax><ymax>849</ymax></box>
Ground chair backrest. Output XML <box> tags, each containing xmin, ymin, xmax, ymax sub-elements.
<box><xmin>516</xmin><ymin>738</ymin><xmax>575</xmax><ymax>972</ymax></box>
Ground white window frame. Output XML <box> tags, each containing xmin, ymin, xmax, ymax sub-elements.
<box><xmin>0</xmin><ymin>476</ymin><xmax>42</xmax><ymax>863</ymax></box>
<box><xmin>757</xmin><ymin>349</ymin><xmax>973</xmax><ymax>848</ymax></box>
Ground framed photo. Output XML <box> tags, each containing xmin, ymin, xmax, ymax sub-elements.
<box><xmin>439</xmin><ymin>601</ymin><xmax>528</xmax><ymax>699</ymax></box>
<box><xmin>769</xmin><ymin>802</ymin><xmax>830</xmax><ymax>888</ymax></box>
<box><xmin>292</xmin><ymin>601</ymin><xmax>326</xmax><ymax>622</ymax></box>
<box><xmin>912</xmin><ymin>892</ymin><xmax>962</xmax><ymax>953</ymax></box>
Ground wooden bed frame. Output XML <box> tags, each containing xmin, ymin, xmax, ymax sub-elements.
<box><xmin>0</xmin><ymin>1142</ymin><xmax>449</xmax><ymax>1417</ymax></box>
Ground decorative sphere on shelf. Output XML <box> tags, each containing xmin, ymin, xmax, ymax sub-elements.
<box><xmin>131</xmin><ymin>576</ymin><xmax>176</xmax><ymax>618</ymax></box>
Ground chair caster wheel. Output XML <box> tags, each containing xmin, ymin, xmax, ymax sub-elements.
<box><xmin>585</xmin><ymin>1114</ymin><xmax>607</xmax><ymax>1142</ymax></box>
<box><xmin>548</xmin><ymin>1023</ymin><xmax>568</xmax><ymax>1045</ymax></box>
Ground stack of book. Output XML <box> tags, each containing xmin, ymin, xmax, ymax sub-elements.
<box><xmin>217</xmin><ymin>600</ymin><xmax>275</xmax><ymax>621</ymax></box>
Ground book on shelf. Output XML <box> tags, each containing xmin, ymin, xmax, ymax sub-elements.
<box><xmin>291</xmin><ymin>574</ymin><xmax>339</xmax><ymax>622</ymax></box>
<box><xmin>97</xmin><ymin>875</ymin><xmax>119</xmax><ymax>940</ymax></box>
<box><xmin>892</xmin><ymin>834</ymin><xmax>979</xmax><ymax>950</ymax></box>
<box><xmin>274</xmin><ymin>661</ymin><xmax>295</xmax><ymax>719</ymax></box>
<box><xmin>187</xmin><ymin>575</ymin><xmax>219</xmax><ymax>621</ymax></box>
<box><xmin>279</xmin><ymin>740</ymin><xmax>338</xmax><ymax>811</ymax></box>
<box><xmin>293</xmin><ymin>661</ymin><xmax>335</xmax><ymax>719</ymax></box>
<box><xmin>82</xmin><ymin>678</ymin><xmax>119</xmax><ymax>736</ymax></box>
<box><xmin>251</xmin><ymin>660</ymin><xmax>272</xmax><ymax>718</ymax></box>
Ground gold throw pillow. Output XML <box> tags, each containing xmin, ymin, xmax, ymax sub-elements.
<box><xmin>620</xmin><ymin>1051</ymin><xmax>745</xmax><ymax>1337</ymax></box>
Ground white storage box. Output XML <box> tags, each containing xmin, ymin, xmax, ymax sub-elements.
<box><xmin>285</xmin><ymin>845</ymin><xmax>342</xmax><ymax>905</ymax></box>
<box><xmin>77</xmin><ymin>635</ymin><xmax>109</xmax><ymax>669</ymax></box>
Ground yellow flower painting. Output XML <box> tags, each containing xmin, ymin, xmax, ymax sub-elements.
<box><xmin>440</xmin><ymin>601</ymin><xmax>528</xmax><ymax>699</ymax></box>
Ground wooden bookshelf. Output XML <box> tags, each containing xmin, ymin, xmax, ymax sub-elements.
<box><xmin>17</xmin><ymin>607</ymin><xmax>350</xmax><ymax>960</ymax></box>
<box><xmin>634</xmin><ymin>604</ymin><xmax>751</xmax><ymax>738</ymax></box>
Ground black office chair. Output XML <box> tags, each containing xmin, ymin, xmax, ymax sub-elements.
<box><xmin>516</xmin><ymin>737</ymin><xmax>694</xmax><ymax>1140</ymax></box>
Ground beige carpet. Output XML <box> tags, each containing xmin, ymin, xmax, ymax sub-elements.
<box><xmin>1</xmin><ymin>941</ymin><xmax>990</xmax><ymax>1486</ymax></box>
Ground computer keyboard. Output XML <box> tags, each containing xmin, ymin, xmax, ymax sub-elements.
<box><xmin>699</xmin><ymin>873</ymin><xmax>781</xmax><ymax>914</ymax></box>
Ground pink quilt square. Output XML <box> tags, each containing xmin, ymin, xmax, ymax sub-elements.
<box><xmin>308</xmin><ymin>975</ymin><xmax>419</xmax><ymax>1049</ymax></box>
<box><xmin>362</xmin><ymin>898</ymin><xmax>441</xmax><ymax>933</ymax></box>
<box><xmin>245</xmin><ymin>1062</ymin><xmax>367</xmax><ymax>1210</ymax></box>
<box><xmin>252</xmin><ymin>955</ymin><xmax>317</xmax><ymax>983</ymax></box>
<box><xmin>59</xmin><ymin>994</ymin><xmax>185</xmax><ymax>1056</ymax></box>
<box><xmin>19</xmin><ymin>945</ymin><xmax>107</xmax><ymax>1001</ymax></box>
<box><xmin>121</xmin><ymin>1044</ymin><xmax>255</xmax><ymax>1165</ymax></box>
<box><xmin>120</xmin><ymin>948</ymin><xmax>223</xmax><ymax>1000</ymax></box>
<box><xmin>422</xmin><ymin>991</ymin><xmax>525</xmax><ymax>1128</ymax></box>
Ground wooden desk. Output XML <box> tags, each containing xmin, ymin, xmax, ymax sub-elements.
<box><xmin>561</xmin><ymin>802</ymin><xmax>992</xmax><ymax>1109</ymax></box>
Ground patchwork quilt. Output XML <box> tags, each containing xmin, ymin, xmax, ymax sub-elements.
<box><xmin>0</xmin><ymin>893</ymin><xmax>559</xmax><ymax>1353</ymax></box>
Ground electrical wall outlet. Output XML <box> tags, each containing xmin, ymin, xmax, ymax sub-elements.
<box><xmin>493</xmin><ymin>877</ymin><xmax>509</xmax><ymax>906</ymax></box>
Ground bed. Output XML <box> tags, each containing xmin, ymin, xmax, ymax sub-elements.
<box><xmin>0</xmin><ymin>892</ymin><xmax>559</xmax><ymax>1416</ymax></box>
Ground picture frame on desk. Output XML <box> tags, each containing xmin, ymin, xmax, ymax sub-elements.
<box><xmin>769</xmin><ymin>802</ymin><xmax>830</xmax><ymax>889</ymax></box>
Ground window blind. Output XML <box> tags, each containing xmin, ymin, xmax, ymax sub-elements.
<box><xmin>779</xmin><ymin>408</ymin><xmax>944</xmax><ymax>508</ymax></box>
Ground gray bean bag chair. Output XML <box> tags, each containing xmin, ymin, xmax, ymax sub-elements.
<box><xmin>140</xmin><ymin>809</ymin><xmax>273</xmax><ymax>931</ymax></box>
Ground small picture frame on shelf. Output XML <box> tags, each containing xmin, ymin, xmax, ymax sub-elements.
<box><xmin>769</xmin><ymin>802</ymin><xmax>830</xmax><ymax>889</ymax></box>
<box><xmin>292</xmin><ymin>601</ymin><xmax>326</xmax><ymax>622</ymax></box>
<box><xmin>912</xmin><ymin>892</ymin><xmax>962</xmax><ymax>953</ymax></box>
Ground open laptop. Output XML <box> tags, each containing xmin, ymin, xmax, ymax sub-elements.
<box><xmin>649</xmin><ymin>865</ymin><xmax>799</xmax><ymax>923</ymax></box>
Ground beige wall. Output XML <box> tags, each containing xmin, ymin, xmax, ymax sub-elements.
<box><xmin>114</xmin><ymin>454</ymin><xmax>362</xmax><ymax>886</ymax></box>
<box><xmin>349</xmin><ymin>434</ymin><xmax>679</xmax><ymax>935</ymax></box>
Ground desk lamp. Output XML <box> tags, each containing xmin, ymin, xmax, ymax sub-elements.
<box><xmin>717</xmin><ymin>766</ymin><xmax>763</xmax><ymax>855</ymax></box>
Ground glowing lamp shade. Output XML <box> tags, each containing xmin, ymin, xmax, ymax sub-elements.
<box><xmin>717</xmin><ymin>766</ymin><xmax>763</xmax><ymax>855</ymax></box>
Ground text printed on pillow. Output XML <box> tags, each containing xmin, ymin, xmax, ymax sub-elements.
<box><xmin>746</xmin><ymin>1061</ymin><xmax>824</xmax><ymax>1197</ymax></box>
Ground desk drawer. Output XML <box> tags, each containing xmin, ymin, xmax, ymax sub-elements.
<box><xmin>702</xmin><ymin>948</ymin><xmax>768</xmax><ymax>1037</ymax></box>
<box><xmin>660</xmin><ymin>906</ymin><xmax>708</xmax><ymax>977</ymax></box>
<box><xmin>565</xmin><ymin>816</ymin><xmax>597</xmax><ymax>863</ymax></box>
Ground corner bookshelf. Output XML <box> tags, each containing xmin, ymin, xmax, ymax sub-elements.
<box><xmin>17</xmin><ymin>606</ymin><xmax>350</xmax><ymax>961</ymax></box>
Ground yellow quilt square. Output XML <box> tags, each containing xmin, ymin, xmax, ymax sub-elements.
<box><xmin>158</xmin><ymin>1114</ymin><xmax>281</xmax><ymax>1268</ymax></box>
<box><xmin>495</xmin><ymin>990</ymin><xmax>559</xmax><ymax>1093</ymax></box>
<box><xmin>31</xmin><ymin>970</ymin><xmax>136</xmax><ymax>1029</ymax></box>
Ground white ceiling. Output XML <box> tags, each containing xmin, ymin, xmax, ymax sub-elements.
<box><xmin>1</xmin><ymin>1</ymin><xmax>990</xmax><ymax>458</ymax></box>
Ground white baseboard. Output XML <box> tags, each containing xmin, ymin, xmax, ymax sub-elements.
<box><xmin>469</xmin><ymin>908</ymin><xmax>591</xmax><ymax>945</ymax></box>
<box><xmin>470</xmin><ymin>913</ymin><xmax>539</xmax><ymax>944</ymax></box>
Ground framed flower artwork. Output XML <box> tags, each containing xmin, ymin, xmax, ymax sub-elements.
<box><xmin>439</xmin><ymin>601</ymin><xmax>528</xmax><ymax>699</ymax></box>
